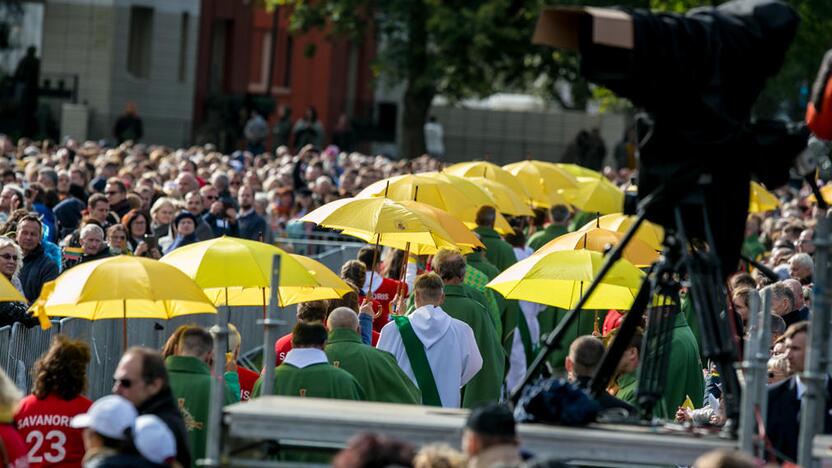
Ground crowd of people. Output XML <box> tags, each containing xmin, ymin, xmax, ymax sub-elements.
<box><xmin>0</xmin><ymin>132</ymin><xmax>824</xmax><ymax>467</ymax></box>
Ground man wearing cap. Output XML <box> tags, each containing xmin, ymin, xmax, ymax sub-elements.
<box><xmin>462</xmin><ymin>403</ymin><xmax>522</xmax><ymax>468</ymax></box>
<box><xmin>134</xmin><ymin>415</ymin><xmax>178</xmax><ymax>467</ymax></box>
<box><xmin>70</xmin><ymin>395</ymin><xmax>149</xmax><ymax>467</ymax></box>
<box><xmin>324</xmin><ymin>307</ymin><xmax>421</xmax><ymax>404</ymax></box>
<box><xmin>377</xmin><ymin>273</ymin><xmax>482</xmax><ymax>408</ymax></box>
<box><xmin>253</xmin><ymin>321</ymin><xmax>365</xmax><ymax>400</ymax></box>
<box><xmin>113</xmin><ymin>347</ymin><xmax>191</xmax><ymax>468</ymax></box>
<box><xmin>166</xmin><ymin>327</ymin><xmax>237</xmax><ymax>465</ymax></box>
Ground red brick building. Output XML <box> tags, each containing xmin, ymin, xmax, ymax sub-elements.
<box><xmin>193</xmin><ymin>1</ymin><xmax>377</xmax><ymax>150</ymax></box>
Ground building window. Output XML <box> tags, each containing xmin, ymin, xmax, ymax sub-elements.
<box><xmin>178</xmin><ymin>12</ymin><xmax>189</xmax><ymax>82</ymax></box>
<box><xmin>127</xmin><ymin>6</ymin><xmax>154</xmax><ymax>78</ymax></box>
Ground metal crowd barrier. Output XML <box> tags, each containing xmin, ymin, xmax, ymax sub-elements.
<box><xmin>0</xmin><ymin>240</ymin><xmax>359</xmax><ymax>399</ymax></box>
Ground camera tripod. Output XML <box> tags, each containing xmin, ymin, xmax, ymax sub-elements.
<box><xmin>510</xmin><ymin>173</ymin><xmax>742</xmax><ymax>434</ymax></box>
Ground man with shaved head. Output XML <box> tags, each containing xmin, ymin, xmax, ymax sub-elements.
<box><xmin>324</xmin><ymin>307</ymin><xmax>421</xmax><ymax>404</ymax></box>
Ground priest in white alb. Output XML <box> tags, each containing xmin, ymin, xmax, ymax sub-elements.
<box><xmin>377</xmin><ymin>272</ymin><xmax>483</xmax><ymax>408</ymax></box>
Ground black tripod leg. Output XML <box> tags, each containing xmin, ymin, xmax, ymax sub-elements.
<box><xmin>589</xmin><ymin>277</ymin><xmax>652</xmax><ymax>398</ymax></box>
<box><xmin>509</xmin><ymin>210</ymin><xmax>649</xmax><ymax>405</ymax></box>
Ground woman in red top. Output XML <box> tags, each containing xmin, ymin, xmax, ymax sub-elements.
<box><xmin>14</xmin><ymin>336</ymin><xmax>92</xmax><ymax>468</ymax></box>
<box><xmin>1</xmin><ymin>367</ymin><xmax>29</xmax><ymax>468</ymax></box>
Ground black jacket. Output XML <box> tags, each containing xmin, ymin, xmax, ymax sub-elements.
<box><xmin>0</xmin><ymin>300</ymin><xmax>37</xmax><ymax>328</ymax></box>
<box><xmin>138</xmin><ymin>386</ymin><xmax>192</xmax><ymax>468</ymax></box>
<box><xmin>766</xmin><ymin>376</ymin><xmax>832</xmax><ymax>463</ymax></box>
<box><xmin>20</xmin><ymin>244</ymin><xmax>59</xmax><ymax>303</ymax></box>
<box><xmin>110</xmin><ymin>199</ymin><xmax>132</xmax><ymax>220</ymax></box>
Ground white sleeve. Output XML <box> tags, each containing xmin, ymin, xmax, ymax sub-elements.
<box><xmin>404</xmin><ymin>259</ymin><xmax>418</xmax><ymax>294</ymax></box>
<box><xmin>459</xmin><ymin>323</ymin><xmax>484</xmax><ymax>386</ymax></box>
<box><xmin>376</xmin><ymin>322</ymin><xmax>400</xmax><ymax>353</ymax></box>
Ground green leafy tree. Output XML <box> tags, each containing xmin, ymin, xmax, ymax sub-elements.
<box><xmin>271</xmin><ymin>0</ymin><xmax>830</xmax><ymax>157</ymax></box>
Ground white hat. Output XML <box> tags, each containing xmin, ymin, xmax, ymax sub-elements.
<box><xmin>134</xmin><ymin>415</ymin><xmax>177</xmax><ymax>465</ymax></box>
<box><xmin>70</xmin><ymin>395</ymin><xmax>137</xmax><ymax>440</ymax></box>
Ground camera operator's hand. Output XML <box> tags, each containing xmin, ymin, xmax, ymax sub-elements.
<box><xmin>210</xmin><ymin>201</ymin><xmax>224</xmax><ymax>217</ymax></box>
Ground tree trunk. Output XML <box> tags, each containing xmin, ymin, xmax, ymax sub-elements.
<box><xmin>399</xmin><ymin>0</ymin><xmax>434</xmax><ymax>160</ymax></box>
<box><xmin>401</xmin><ymin>86</ymin><xmax>434</xmax><ymax>160</ymax></box>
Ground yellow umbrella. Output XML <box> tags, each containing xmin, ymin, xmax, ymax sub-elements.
<box><xmin>487</xmin><ymin>249</ymin><xmax>644</xmax><ymax>310</ymax></box>
<box><xmin>556</xmin><ymin>163</ymin><xmax>603</xmax><ymax>179</ymax></box>
<box><xmin>422</xmin><ymin>172</ymin><xmax>515</xmax><ymax>232</ymax></box>
<box><xmin>580</xmin><ymin>213</ymin><xmax>665</xmax><ymax>251</ymax></box>
<box><xmin>503</xmin><ymin>160</ymin><xmax>579</xmax><ymax>208</ymax></box>
<box><xmin>808</xmin><ymin>185</ymin><xmax>832</xmax><ymax>205</ymax></box>
<box><xmin>355</xmin><ymin>173</ymin><xmax>513</xmax><ymax>234</ymax></box>
<box><xmin>160</xmin><ymin>236</ymin><xmax>350</xmax><ymax>307</ymax></box>
<box><xmin>468</xmin><ymin>177</ymin><xmax>534</xmax><ymax>217</ymax></box>
<box><xmin>748</xmin><ymin>181</ymin><xmax>779</xmax><ymax>213</ymax></box>
<box><xmin>200</xmin><ymin>254</ymin><xmax>353</xmax><ymax>307</ymax></box>
<box><xmin>561</xmin><ymin>176</ymin><xmax>624</xmax><ymax>215</ymax></box>
<box><xmin>445</xmin><ymin>161</ymin><xmax>531</xmax><ymax>200</ymax></box>
<box><xmin>343</xmin><ymin>200</ymin><xmax>484</xmax><ymax>255</ymax></box>
<box><xmin>537</xmin><ymin>227</ymin><xmax>659</xmax><ymax>267</ymax></box>
<box><xmin>32</xmin><ymin>255</ymin><xmax>216</xmax><ymax>349</ymax></box>
<box><xmin>302</xmin><ymin>197</ymin><xmax>461</xmax><ymax>250</ymax></box>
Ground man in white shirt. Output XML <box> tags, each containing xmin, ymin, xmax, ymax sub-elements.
<box><xmin>424</xmin><ymin>116</ymin><xmax>445</xmax><ymax>158</ymax></box>
<box><xmin>377</xmin><ymin>272</ymin><xmax>482</xmax><ymax>408</ymax></box>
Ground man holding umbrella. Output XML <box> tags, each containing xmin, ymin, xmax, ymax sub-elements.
<box><xmin>473</xmin><ymin>206</ymin><xmax>516</xmax><ymax>272</ymax></box>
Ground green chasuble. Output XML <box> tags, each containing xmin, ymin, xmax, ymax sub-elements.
<box><xmin>527</xmin><ymin>224</ymin><xmax>568</xmax><ymax>252</ymax></box>
<box><xmin>441</xmin><ymin>284</ymin><xmax>505</xmax><ymax>408</ymax></box>
<box><xmin>742</xmin><ymin>234</ymin><xmax>766</xmax><ymax>262</ymax></box>
<box><xmin>464</xmin><ymin>265</ymin><xmax>502</xmax><ymax>335</ymax></box>
<box><xmin>166</xmin><ymin>356</ymin><xmax>237</xmax><ymax>466</ymax></box>
<box><xmin>537</xmin><ymin>307</ymin><xmax>606</xmax><ymax>372</ymax></box>
<box><xmin>615</xmin><ymin>371</ymin><xmax>638</xmax><ymax>407</ymax></box>
<box><xmin>252</xmin><ymin>359</ymin><xmax>365</xmax><ymax>401</ymax></box>
<box><xmin>325</xmin><ymin>328</ymin><xmax>421</xmax><ymax>404</ymax></box>
<box><xmin>473</xmin><ymin>226</ymin><xmax>517</xmax><ymax>272</ymax></box>
<box><xmin>466</xmin><ymin>251</ymin><xmax>518</xmax><ymax>353</ymax></box>
<box><xmin>466</xmin><ymin>251</ymin><xmax>500</xmax><ymax>280</ymax></box>
<box><xmin>663</xmin><ymin>312</ymin><xmax>705</xmax><ymax>411</ymax></box>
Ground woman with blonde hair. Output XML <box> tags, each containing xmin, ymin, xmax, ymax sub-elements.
<box><xmin>0</xmin><ymin>237</ymin><xmax>36</xmax><ymax>328</ymax></box>
<box><xmin>150</xmin><ymin>197</ymin><xmax>178</xmax><ymax>238</ymax></box>
<box><xmin>0</xmin><ymin>367</ymin><xmax>28</xmax><ymax>467</ymax></box>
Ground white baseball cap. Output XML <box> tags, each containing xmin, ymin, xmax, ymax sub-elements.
<box><xmin>134</xmin><ymin>415</ymin><xmax>177</xmax><ymax>465</ymax></box>
<box><xmin>70</xmin><ymin>395</ymin><xmax>137</xmax><ymax>440</ymax></box>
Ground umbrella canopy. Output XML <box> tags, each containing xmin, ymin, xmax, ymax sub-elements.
<box><xmin>748</xmin><ymin>181</ymin><xmax>779</xmax><ymax>213</ymax></box>
<box><xmin>556</xmin><ymin>163</ymin><xmax>603</xmax><ymax>179</ymax></box>
<box><xmin>537</xmin><ymin>227</ymin><xmax>659</xmax><ymax>267</ymax></box>
<box><xmin>445</xmin><ymin>161</ymin><xmax>531</xmax><ymax>200</ymax></box>
<box><xmin>486</xmin><ymin>249</ymin><xmax>644</xmax><ymax>310</ymax></box>
<box><xmin>355</xmin><ymin>173</ymin><xmax>513</xmax><ymax>234</ymax></box>
<box><xmin>421</xmin><ymin>172</ymin><xmax>515</xmax><ymax>232</ymax></box>
<box><xmin>580</xmin><ymin>213</ymin><xmax>665</xmax><ymax>251</ymax></box>
<box><xmin>503</xmin><ymin>160</ymin><xmax>579</xmax><ymax>208</ymax></box>
<box><xmin>343</xmin><ymin>200</ymin><xmax>484</xmax><ymax>255</ymax></box>
<box><xmin>301</xmin><ymin>197</ymin><xmax>461</xmax><ymax>252</ymax></box>
<box><xmin>562</xmin><ymin>176</ymin><xmax>624</xmax><ymax>215</ymax></box>
<box><xmin>201</xmin><ymin>254</ymin><xmax>353</xmax><ymax>307</ymax></box>
<box><xmin>808</xmin><ymin>185</ymin><xmax>832</xmax><ymax>205</ymax></box>
<box><xmin>0</xmin><ymin>274</ymin><xmax>26</xmax><ymax>303</ymax></box>
<box><xmin>467</xmin><ymin>177</ymin><xmax>534</xmax><ymax>216</ymax></box>
<box><xmin>33</xmin><ymin>255</ymin><xmax>216</xmax><ymax>320</ymax></box>
<box><xmin>160</xmin><ymin>236</ymin><xmax>349</xmax><ymax>307</ymax></box>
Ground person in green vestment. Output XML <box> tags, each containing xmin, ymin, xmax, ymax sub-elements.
<box><xmin>431</xmin><ymin>249</ymin><xmax>505</xmax><ymax>407</ymax></box>
<box><xmin>663</xmin><ymin>311</ymin><xmax>705</xmax><ymax>411</ymax></box>
<box><xmin>610</xmin><ymin>328</ymin><xmax>643</xmax><ymax>409</ymax></box>
<box><xmin>741</xmin><ymin>214</ymin><xmax>767</xmax><ymax>261</ymax></box>
<box><xmin>325</xmin><ymin>307</ymin><xmax>421</xmax><ymax>404</ymax></box>
<box><xmin>166</xmin><ymin>327</ymin><xmax>238</xmax><ymax>467</ymax></box>
<box><xmin>526</xmin><ymin>204</ymin><xmax>571</xmax><ymax>251</ymax></box>
<box><xmin>253</xmin><ymin>322</ymin><xmax>365</xmax><ymax>400</ymax></box>
<box><xmin>473</xmin><ymin>206</ymin><xmax>517</xmax><ymax>272</ymax></box>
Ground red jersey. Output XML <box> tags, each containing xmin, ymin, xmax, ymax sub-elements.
<box><xmin>0</xmin><ymin>424</ymin><xmax>28</xmax><ymax>468</ymax></box>
<box><xmin>237</xmin><ymin>367</ymin><xmax>260</xmax><ymax>401</ymax></box>
<box><xmin>274</xmin><ymin>333</ymin><xmax>293</xmax><ymax>366</ymax></box>
<box><xmin>14</xmin><ymin>394</ymin><xmax>91</xmax><ymax>468</ymax></box>
<box><xmin>366</xmin><ymin>277</ymin><xmax>407</xmax><ymax>332</ymax></box>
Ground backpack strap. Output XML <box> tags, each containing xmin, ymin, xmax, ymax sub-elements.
<box><xmin>392</xmin><ymin>315</ymin><xmax>442</xmax><ymax>406</ymax></box>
